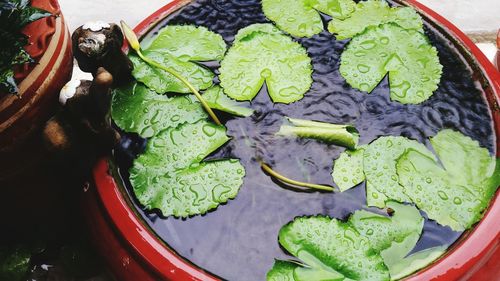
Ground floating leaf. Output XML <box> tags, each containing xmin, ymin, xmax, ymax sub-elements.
<box><xmin>328</xmin><ymin>0</ymin><xmax>423</xmax><ymax>40</ymax></box>
<box><xmin>387</xmin><ymin>246</ymin><xmax>446</xmax><ymax>280</ymax></box>
<box><xmin>340</xmin><ymin>24</ymin><xmax>442</xmax><ymax>104</ymax></box>
<box><xmin>349</xmin><ymin>202</ymin><xmax>423</xmax><ymax>253</ymax></box>
<box><xmin>396</xmin><ymin>130</ymin><xmax>499</xmax><ymax>231</ymax></box>
<box><xmin>130</xmin><ymin>51</ymin><xmax>214</xmax><ymax>94</ymax></box>
<box><xmin>363</xmin><ymin>136</ymin><xmax>435</xmax><ymax>207</ymax></box>
<box><xmin>262</xmin><ymin>0</ymin><xmax>355</xmax><ymax>37</ymax></box>
<box><xmin>219</xmin><ymin>24</ymin><xmax>313</xmax><ymax>104</ymax></box>
<box><xmin>332</xmin><ymin>147</ymin><xmax>365</xmax><ymax>191</ymax></box>
<box><xmin>144</xmin><ymin>25</ymin><xmax>226</xmax><ymax>61</ymax></box>
<box><xmin>130</xmin><ymin>120</ymin><xmax>245</xmax><ymax>217</ymax></box>
<box><xmin>266</xmin><ymin>260</ymin><xmax>299</xmax><ymax>281</ymax></box>
<box><xmin>130</xmin><ymin>25</ymin><xmax>226</xmax><ymax>94</ymax></box>
<box><xmin>202</xmin><ymin>86</ymin><xmax>254</xmax><ymax>117</ymax></box>
<box><xmin>112</xmin><ymin>82</ymin><xmax>206</xmax><ymax>138</ymax></box>
<box><xmin>132</xmin><ymin>159</ymin><xmax>244</xmax><ymax>218</ymax></box>
<box><xmin>277</xmin><ymin>117</ymin><xmax>359</xmax><ymax>149</ymax></box>
<box><xmin>272</xmin><ymin>216</ymin><xmax>390</xmax><ymax>281</ymax></box>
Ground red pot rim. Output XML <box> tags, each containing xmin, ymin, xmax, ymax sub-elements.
<box><xmin>93</xmin><ymin>0</ymin><xmax>500</xmax><ymax>280</ymax></box>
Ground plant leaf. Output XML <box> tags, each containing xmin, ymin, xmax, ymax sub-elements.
<box><xmin>387</xmin><ymin>246</ymin><xmax>446</xmax><ymax>280</ymax></box>
<box><xmin>267</xmin><ymin>260</ymin><xmax>299</xmax><ymax>281</ymax></box>
<box><xmin>332</xmin><ymin>147</ymin><xmax>365</xmax><ymax>192</ymax></box>
<box><xmin>363</xmin><ymin>136</ymin><xmax>435</xmax><ymax>207</ymax></box>
<box><xmin>396</xmin><ymin>149</ymin><xmax>491</xmax><ymax>231</ymax></box>
<box><xmin>0</xmin><ymin>245</ymin><xmax>30</xmax><ymax>281</ymax></box>
<box><xmin>144</xmin><ymin>25</ymin><xmax>226</xmax><ymax>61</ymax></box>
<box><xmin>219</xmin><ymin>24</ymin><xmax>313</xmax><ymax>104</ymax></box>
<box><xmin>349</xmin><ymin>201</ymin><xmax>424</xmax><ymax>253</ymax></box>
<box><xmin>262</xmin><ymin>0</ymin><xmax>355</xmax><ymax>38</ymax></box>
<box><xmin>202</xmin><ymin>86</ymin><xmax>254</xmax><ymax>117</ymax></box>
<box><xmin>132</xmin><ymin>159</ymin><xmax>244</xmax><ymax>218</ymax></box>
<box><xmin>276</xmin><ymin>216</ymin><xmax>390</xmax><ymax>281</ymax></box>
<box><xmin>130</xmin><ymin>120</ymin><xmax>245</xmax><ymax>218</ymax></box>
<box><xmin>340</xmin><ymin>24</ymin><xmax>442</xmax><ymax>104</ymax></box>
<box><xmin>328</xmin><ymin>0</ymin><xmax>423</xmax><ymax>40</ymax></box>
<box><xmin>129</xmin><ymin>25</ymin><xmax>227</xmax><ymax>94</ymax></box>
<box><xmin>277</xmin><ymin>117</ymin><xmax>359</xmax><ymax>149</ymax></box>
<box><xmin>130</xmin><ymin>51</ymin><xmax>214</xmax><ymax>94</ymax></box>
<box><xmin>112</xmin><ymin>82</ymin><xmax>207</xmax><ymax>138</ymax></box>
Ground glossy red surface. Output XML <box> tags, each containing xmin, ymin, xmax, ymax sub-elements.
<box><xmin>86</xmin><ymin>1</ymin><xmax>500</xmax><ymax>280</ymax></box>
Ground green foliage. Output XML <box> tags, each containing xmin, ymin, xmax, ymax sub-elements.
<box><xmin>219</xmin><ymin>24</ymin><xmax>313</xmax><ymax>104</ymax></box>
<box><xmin>130</xmin><ymin>120</ymin><xmax>245</xmax><ymax>218</ymax></box>
<box><xmin>130</xmin><ymin>25</ymin><xmax>226</xmax><ymax>94</ymax></box>
<box><xmin>202</xmin><ymin>86</ymin><xmax>254</xmax><ymax>117</ymax></box>
<box><xmin>262</xmin><ymin>0</ymin><xmax>355</xmax><ymax>37</ymax></box>
<box><xmin>277</xmin><ymin>117</ymin><xmax>359</xmax><ymax>149</ymax></box>
<box><xmin>0</xmin><ymin>0</ymin><xmax>51</xmax><ymax>94</ymax></box>
<box><xmin>340</xmin><ymin>24</ymin><xmax>442</xmax><ymax>104</ymax></box>
<box><xmin>0</xmin><ymin>245</ymin><xmax>30</xmax><ymax>281</ymax></box>
<box><xmin>111</xmin><ymin>82</ymin><xmax>207</xmax><ymax>138</ymax></box>
<box><xmin>332</xmin><ymin>146</ymin><xmax>365</xmax><ymax>191</ymax></box>
<box><xmin>328</xmin><ymin>0</ymin><xmax>423</xmax><ymax>40</ymax></box>
<box><xmin>396</xmin><ymin>130</ymin><xmax>499</xmax><ymax>231</ymax></box>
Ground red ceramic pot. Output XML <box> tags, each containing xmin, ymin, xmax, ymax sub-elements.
<box><xmin>84</xmin><ymin>1</ymin><xmax>500</xmax><ymax>280</ymax></box>
<box><xmin>0</xmin><ymin>0</ymin><xmax>73</xmax><ymax>231</ymax></box>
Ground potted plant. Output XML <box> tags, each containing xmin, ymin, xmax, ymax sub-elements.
<box><xmin>0</xmin><ymin>0</ymin><xmax>73</xmax><ymax>230</ymax></box>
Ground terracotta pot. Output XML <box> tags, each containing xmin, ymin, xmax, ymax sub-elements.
<box><xmin>84</xmin><ymin>1</ymin><xmax>500</xmax><ymax>280</ymax></box>
<box><xmin>0</xmin><ymin>0</ymin><xmax>73</xmax><ymax>234</ymax></box>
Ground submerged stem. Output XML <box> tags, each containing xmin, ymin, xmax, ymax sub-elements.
<box><xmin>260</xmin><ymin>162</ymin><xmax>334</xmax><ymax>192</ymax></box>
<box><xmin>120</xmin><ymin>20</ymin><xmax>221</xmax><ymax>126</ymax></box>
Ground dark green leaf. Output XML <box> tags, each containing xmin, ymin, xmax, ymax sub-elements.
<box><xmin>111</xmin><ymin>82</ymin><xmax>207</xmax><ymax>138</ymax></box>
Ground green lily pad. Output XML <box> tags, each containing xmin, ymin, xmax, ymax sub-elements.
<box><xmin>396</xmin><ymin>130</ymin><xmax>499</xmax><ymax>231</ymax></box>
<box><xmin>277</xmin><ymin>117</ymin><xmax>359</xmax><ymax>149</ymax></box>
<box><xmin>130</xmin><ymin>25</ymin><xmax>227</xmax><ymax>94</ymax></box>
<box><xmin>144</xmin><ymin>25</ymin><xmax>226</xmax><ymax>61</ymax></box>
<box><xmin>332</xmin><ymin>147</ymin><xmax>365</xmax><ymax>191</ymax></box>
<box><xmin>130</xmin><ymin>51</ymin><xmax>214</xmax><ymax>94</ymax></box>
<box><xmin>340</xmin><ymin>24</ymin><xmax>442</xmax><ymax>104</ymax></box>
<box><xmin>274</xmin><ymin>216</ymin><xmax>390</xmax><ymax>281</ymax></box>
<box><xmin>387</xmin><ymin>246</ymin><xmax>446</xmax><ymax>280</ymax></box>
<box><xmin>130</xmin><ymin>120</ymin><xmax>245</xmax><ymax>218</ymax></box>
<box><xmin>349</xmin><ymin>201</ymin><xmax>423</xmax><ymax>253</ymax></box>
<box><xmin>112</xmin><ymin>82</ymin><xmax>207</xmax><ymax>138</ymax></box>
<box><xmin>363</xmin><ymin>136</ymin><xmax>435</xmax><ymax>207</ymax></box>
<box><xmin>262</xmin><ymin>0</ymin><xmax>355</xmax><ymax>37</ymax></box>
<box><xmin>202</xmin><ymin>86</ymin><xmax>254</xmax><ymax>117</ymax></box>
<box><xmin>219</xmin><ymin>23</ymin><xmax>313</xmax><ymax>104</ymax></box>
<box><xmin>328</xmin><ymin>0</ymin><xmax>423</xmax><ymax>40</ymax></box>
<box><xmin>267</xmin><ymin>260</ymin><xmax>299</xmax><ymax>281</ymax></box>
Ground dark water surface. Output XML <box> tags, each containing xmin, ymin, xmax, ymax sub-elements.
<box><xmin>114</xmin><ymin>0</ymin><xmax>496</xmax><ymax>280</ymax></box>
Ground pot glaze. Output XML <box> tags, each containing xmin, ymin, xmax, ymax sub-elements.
<box><xmin>85</xmin><ymin>1</ymin><xmax>500</xmax><ymax>280</ymax></box>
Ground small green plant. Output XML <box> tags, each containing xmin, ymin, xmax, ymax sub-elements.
<box><xmin>0</xmin><ymin>0</ymin><xmax>51</xmax><ymax>95</ymax></box>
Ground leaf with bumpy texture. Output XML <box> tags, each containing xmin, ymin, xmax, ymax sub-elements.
<box><xmin>144</xmin><ymin>25</ymin><xmax>226</xmax><ymax>62</ymax></box>
<box><xmin>219</xmin><ymin>24</ymin><xmax>313</xmax><ymax>104</ymax></box>
<box><xmin>130</xmin><ymin>51</ymin><xmax>214</xmax><ymax>94</ymax></box>
<box><xmin>363</xmin><ymin>136</ymin><xmax>435</xmax><ymax>207</ymax></box>
<box><xmin>340</xmin><ymin>24</ymin><xmax>442</xmax><ymax>104</ymax></box>
<box><xmin>328</xmin><ymin>0</ymin><xmax>423</xmax><ymax>40</ymax></box>
<box><xmin>129</xmin><ymin>25</ymin><xmax>226</xmax><ymax>94</ymax></box>
<box><xmin>202</xmin><ymin>86</ymin><xmax>254</xmax><ymax>117</ymax></box>
<box><xmin>130</xmin><ymin>120</ymin><xmax>245</xmax><ymax>218</ymax></box>
<box><xmin>274</xmin><ymin>216</ymin><xmax>390</xmax><ymax>281</ymax></box>
<box><xmin>112</xmin><ymin>82</ymin><xmax>207</xmax><ymax>138</ymax></box>
<box><xmin>332</xmin><ymin>147</ymin><xmax>365</xmax><ymax>191</ymax></box>
<box><xmin>262</xmin><ymin>0</ymin><xmax>355</xmax><ymax>38</ymax></box>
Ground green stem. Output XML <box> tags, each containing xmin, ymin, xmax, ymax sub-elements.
<box><xmin>137</xmin><ymin>50</ymin><xmax>222</xmax><ymax>126</ymax></box>
<box><xmin>260</xmin><ymin>162</ymin><xmax>334</xmax><ymax>192</ymax></box>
